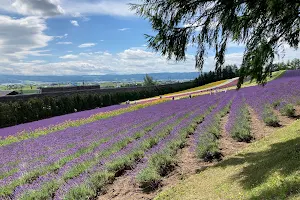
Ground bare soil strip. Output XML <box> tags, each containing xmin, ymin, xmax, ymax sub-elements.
<box><xmin>219</xmin><ymin>114</ymin><xmax>248</xmax><ymax>157</ymax></box>
<box><xmin>98</xmin><ymin>134</ymin><xmax>214</xmax><ymax>200</ymax></box>
<box><xmin>98</xmin><ymin>106</ymin><xmax>300</xmax><ymax>200</ymax></box>
<box><xmin>248</xmin><ymin>107</ymin><xmax>276</xmax><ymax>140</ymax></box>
<box><xmin>273</xmin><ymin>107</ymin><xmax>300</xmax><ymax>127</ymax></box>
<box><xmin>98</xmin><ymin>173</ymin><xmax>151</xmax><ymax>200</ymax></box>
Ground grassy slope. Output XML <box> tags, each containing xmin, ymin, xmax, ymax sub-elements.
<box><xmin>162</xmin><ymin>70</ymin><xmax>284</xmax><ymax>99</ymax></box>
<box><xmin>166</xmin><ymin>80</ymin><xmax>227</xmax><ymax>96</ymax></box>
<box><xmin>242</xmin><ymin>70</ymin><xmax>286</xmax><ymax>87</ymax></box>
<box><xmin>156</xmin><ymin>120</ymin><xmax>300</xmax><ymax>200</ymax></box>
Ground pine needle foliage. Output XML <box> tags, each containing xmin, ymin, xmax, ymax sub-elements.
<box><xmin>130</xmin><ymin>0</ymin><xmax>300</xmax><ymax>87</ymax></box>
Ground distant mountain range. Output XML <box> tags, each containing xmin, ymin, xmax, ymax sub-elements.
<box><xmin>0</xmin><ymin>72</ymin><xmax>200</xmax><ymax>84</ymax></box>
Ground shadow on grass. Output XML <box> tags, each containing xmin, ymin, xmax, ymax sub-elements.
<box><xmin>218</xmin><ymin>136</ymin><xmax>300</xmax><ymax>199</ymax></box>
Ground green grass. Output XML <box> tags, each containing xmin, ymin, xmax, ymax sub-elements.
<box><xmin>155</xmin><ymin>120</ymin><xmax>300</xmax><ymax>200</ymax></box>
<box><xmin>0</xmin><ymin>85</ymin><xmax>39</xmax><ymax>94</ymax></box>
<box><xmin>242</xmin><ymin>70</ymin><xmax>286</xmax><ymax>87</ymax></box>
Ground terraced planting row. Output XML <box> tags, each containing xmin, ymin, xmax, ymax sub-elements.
<box><xmin>0</xmin><ymin>70</ymin><xmax>300</xmax><ymax>200</ymax></box>
<box><xmin>0</xmin><ymin>99</ymin><xmax>166</xmax><ymax>147</ymax></box>
<box><xmin>0</xmin><ymin>93</ymin><xmax>224</xmax><ymax>199</ymax></box>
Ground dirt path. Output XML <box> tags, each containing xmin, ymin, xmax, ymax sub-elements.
<box><xmin>174</xmin><ymin>136</ymin><xmax>209</xmax><ymax>178</ymax></box>
<box><xmin>160</xmin><ymin>135</ymin><xmax>214</xmax><ymax>185</ymax></box>
<box><xmin>219</xmin><ymin>114</ymin><xmax>248</xmax><ymax>157</ymax></box>
<box><xmin>98</xmin><ymin>174</ymin><xmax>152</xmax><ymax>200</ymax></box>
<box><xmin>273</xmin><ymin>109</ymin><xmax>296</xmax><ymax>127</ymax></box>
<box><xmin>248</xmin><ymin>107</ymin><xmax>276</xmax><ymax>140</ymax></box>
<box><xmin>98</xmin><ymin>106</ymin><xmax>300</xmax><ymax>200</ymax></box>
<box><xmin>98</xmin><ymin>135</ymin><xmax>213</xmax><ymax>200</ymax></box>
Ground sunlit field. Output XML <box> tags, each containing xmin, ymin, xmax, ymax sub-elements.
<box><xmin>0</xmin><ymin>70</ymin><xmax>300</xmax><ymax>199</ymax></box>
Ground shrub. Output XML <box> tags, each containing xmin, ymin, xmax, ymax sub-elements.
<box><xmin>272</xmin><ymin>100</ymin><xmax>281</xmax><ymax>108</ymax></box>
<box><xmin>136</xmin><ymin>168</ymin><xmax>161</xmax><ymax>190</ymax></box>
<box><xmin>280</xmin><ymin>103</ymin><xmax>296</xmax><ymax>117</ymax></box>
<box><xmin>231</xmin><ymin>107</ymin><xmax>253</xmax><ymax>142</ymax></box>
<box><xmin>263</xmin><ymin>105</ymin><xmax>280</xmax><ymax>127</ymax></box>
<box><xmin>148</xmin><ymin>153</ymin><xmax>176</xmax><ymax>176</ymax></box>
<box><xmin>197</xmin><ymin>133</ymin><xmax>221</xmax><ymax>162</ymax></box>
<box><xmin>65</xmin><ymin>184</ymin><xmax>95</xmax><ymax>199</ymax></box>
<box><xmin>89</xmin><ymin>171</ymin><xmax>114</xmax><ymax>191</ymax></box>
<box><xmin>196</xmin><ymin>101</ymin><xmax>232</xmax><ymax>161</ymax></box>
<box><xmin>65</xmin><ymin>172</ymin><xmax>114</xmax><ymax>199</ymax></box>
<box><xmin>20</xmin><ymin>180</ymin><xmax>59</xmax><ymax>200</ymax></box>
<box><xmin>106</xmin><ymin>150</ymin><xmax>144</xmax><ymax>176</ymax></box>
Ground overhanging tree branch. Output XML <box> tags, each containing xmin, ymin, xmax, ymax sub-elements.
<box><xmin>131</xmin><ymin>0</ymin><xmax>300</xmax><ymax>88</ymax></box>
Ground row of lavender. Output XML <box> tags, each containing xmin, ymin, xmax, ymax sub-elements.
<box><xmin>1</xmin><ymin>70</ymin><xmax>300</xmax><ymax>199</ymax></box>
<box><xmin>0</xmin><ymin>93</ymin><xmax>222</xmax><ymax>199</ymax></box>
<box><xmin>61</xmin><ymin>70</ymin><xmax>300</xmax><ymax>198</ymax></box>
<box><xmin>0</xmin><ymin>104</ymin><xmax>129</xmax><ymax>138</ymax></box>
<box><xmin>107</xmin><ymin>70</ymin><xmax>300</xmax><ymax>195</ymax></box>
<box><xmin>226</xmin><ymin>70</ymin><xmax>300</xmax><ymax>141</ymax></box>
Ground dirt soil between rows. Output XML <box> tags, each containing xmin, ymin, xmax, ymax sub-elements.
<box><xmin>98</xmin><ymin>106</ymin><xmax>300</xmax><ymax>200</ymax></box>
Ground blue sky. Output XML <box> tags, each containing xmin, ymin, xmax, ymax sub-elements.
<box><xmin>0</xmin><ymin>0</ymin><xmax>299</xmax><ymax>75</ymax></box>
<box><xmin>46</xmin><ymin>15</ymin><xmax>154</xmax><ymax>54</ymax></box>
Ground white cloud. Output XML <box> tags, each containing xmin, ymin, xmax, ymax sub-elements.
<box><xmin>30</xmin><ymin>60</ymin><xmax>46</xmax><ymax>64</ymax></box>
<box><xmin>56</xmin><ymin>41</ymin><xmax>72</xmax><ymax>45</ymax></box>
<box><xmin>55</xmin><ymin>33</ymin><xmax>68</xmax><ymax>39</ymax></box>
<box><xmin>118</xmin><ymin>28</ymin><xmax>130</xmax><ymax>31</ymax></box>
<box><xmin>70</xmin><ymin>20</ymin><xmax>79</xmax><ymax>26</ymax></box>
<box><xmin>0</xmin><ymin>15</ymin><xmax>52</xmax><ymax>61</ymax></box>
<box><xmin>0</xmin><ymin>0</ymin><xmax>137</xmax><ymax>18</ymax></box>
<box><xmin>71</xmin><ymin>12</ymin><xmax>90</xmax><ymax>21</ymax></box>
<box><xmin>59</xmin><ymin>54</ymin><xmax>78</xmax><ymax>59</ymax></box>
<box><xmin>11</xmin><ymin>0</ymin><xmax>64</xmax><ymax>16</ymax></box>
<box><xmin>78</xmin><ymin>43</ymin><xmax>97</xmax><ymax>48</ymax></box>
<box><xmin>3</xmin><ymin>45</ymin><xmax>300</xmax><ymax>75</ymax></box>
<box><xmin>118</xmin><ymin>49</ymin><xmax>154</xmax><ymax>60</ymax></box>
<box><xmin>62</xmin><ymin>0</ymin><xmax>135</xmax><ymax>17</ymax></box>
<box><xmin>5</xmin><ymin>49</ymin><xmax>199</xmax><ymax>75</ymax></box>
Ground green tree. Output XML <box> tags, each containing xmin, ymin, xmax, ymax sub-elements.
<box><xmin>290</xmin><ymin>58</ymin><xmax>300</xmax><ymax>69</ymax></box>
<box><xmin>143</xmin><ymin>74</ymin><xmax>156</xmax><ymax>86</ymax></box>
<box><xmin>131</xmin><ymin>0</ymin><xmax>300</xmax><ymax>88</ymax></box>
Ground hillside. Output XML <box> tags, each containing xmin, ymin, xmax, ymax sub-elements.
<box><xmin>156</xmin><ymin>120</ymin><xmax>300</xmax><ymax>200</ymax></box>
<box><xmin>0</xmin><ymin>70</ymin><xmax>299</xmax><ymax>200</ymax></box>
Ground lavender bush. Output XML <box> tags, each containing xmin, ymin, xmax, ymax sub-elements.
<box><xmin>1</xmin><ymin>70</ymin><xmax>300</xmax><ymax>200</ymax></box>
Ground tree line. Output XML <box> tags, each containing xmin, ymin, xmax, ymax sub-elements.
<box><xmin>1</xmin><ymin>63</ymin><xmax>293</xmax><ymax>128</ymax></box>
<box><xmin>194</xmin><ymin>65</ymin><xmax>239</xmax><ymax>86</ymax></box>
<box><xmin>0</xmin><ymin>65</ymin><xmax>242</xmax><ymax>128</ymax></box>
<box><xmin>271</xmin><ymin>59</ymin><xmax>300</xmax><ymax>72</ymax></box>
<box><xmin>0</xmin><ymin>81</ymin><xmax>196</xmax><ymax>128</ymax></box>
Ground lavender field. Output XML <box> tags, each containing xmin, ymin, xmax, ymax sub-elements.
<box><xmin>0</xmin><ymin>104</ymin><xmax>129</xmax><ymax>138</ymax></box>
<box><xmin>0</xmin><ymin>70</ymin><xmax>300</xmax><ymax>199</ymax></box>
